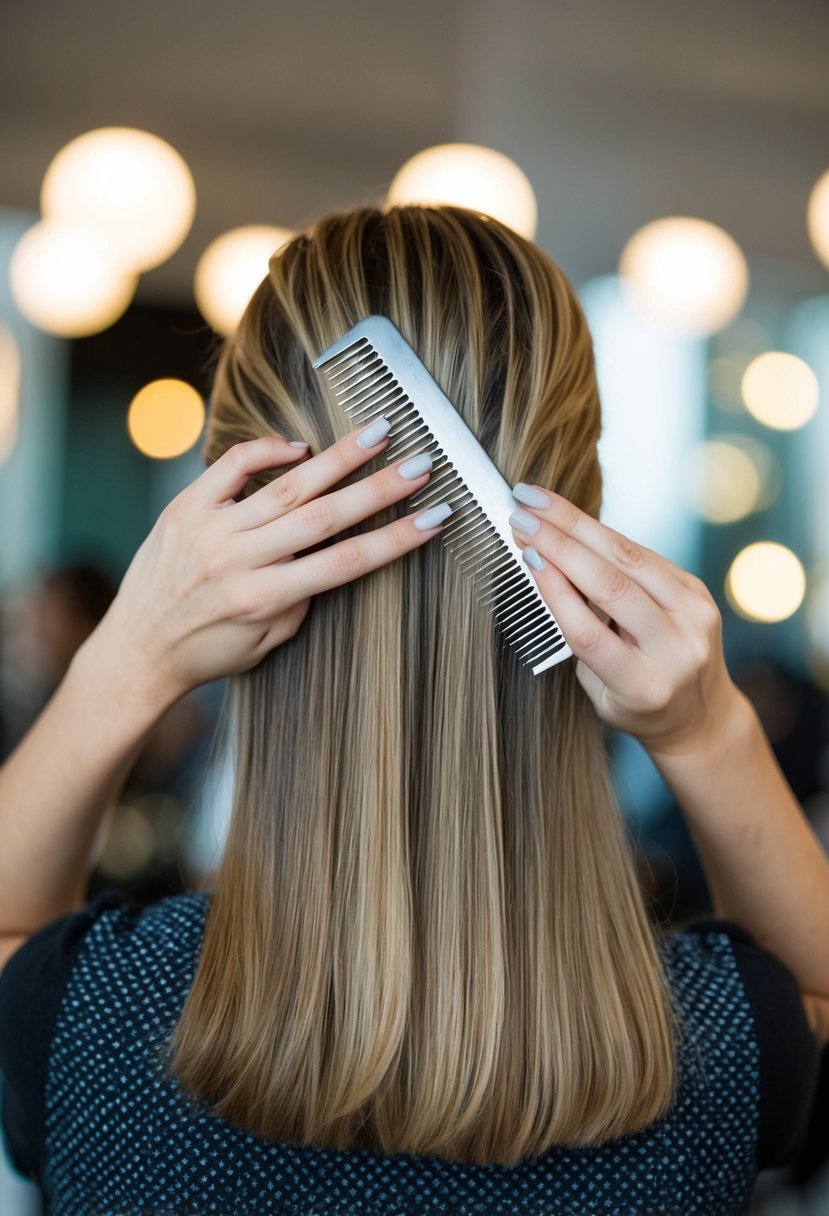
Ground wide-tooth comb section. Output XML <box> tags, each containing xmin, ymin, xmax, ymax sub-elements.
<box><xmin>313</xmin><ymin>318</ymin><xmax>571</xmax><ymax>674</ymax></box>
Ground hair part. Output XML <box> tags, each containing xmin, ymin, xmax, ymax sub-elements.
<box><xmin>167</xmin><ymin>205</ymin><xmax>680</xmax><ymax>1165</ymax></box>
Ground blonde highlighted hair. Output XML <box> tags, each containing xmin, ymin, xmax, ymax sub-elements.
<box><xmin>167</xmin><ymin>205</ymin><xmax>679</xmax><ymax>1164</ymax></box>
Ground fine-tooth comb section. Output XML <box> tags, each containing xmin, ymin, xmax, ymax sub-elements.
<box><xmin>313</xmin><ymin>316</ymin><xmax>572</xmax><ymax>674</ymax></box>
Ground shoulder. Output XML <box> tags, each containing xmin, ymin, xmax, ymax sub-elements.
<box><xmin>67</xmin><ymin>888</ymin><xmax>211</xmax><ymax>1016</ymax></box>
<box><xmin>74</xmin><ymin>886</ymin><xmax>211</xmax><ymax>958</ymax></box>
<box><xmin>0</xmin><ymin>888</ymin><xmax>210</xmax><ymax>1181</ymax></box>
<box><xmin>0</xmin><ymin>889</ymin><xmax>140</xmax><ymax>1059</ymax></box>
<box><xmin>0</xmin><ymin>887</ymin><xmax>210</xmax><ymax>1001</ymax></box>
<box><xmin>664</xmin><ymin>916</ymin><xmax>820</xmax><ymax>1171</ymax></box>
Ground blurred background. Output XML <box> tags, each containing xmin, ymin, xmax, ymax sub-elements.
<box><xmin>1</xmin><ymin>1</ymin><xmax>828</xmax><ymax>1212</ymax></box>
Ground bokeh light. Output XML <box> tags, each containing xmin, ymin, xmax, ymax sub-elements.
<box><xmin>619</xmin><ymin>217</ymin><xmax>748</xmax><ymax>336</ymax></box>
<box><xmin>41</xmin><ymin>127</ymin><xmax>196</xmax><ymax>272</ymax></box>
<box><xmin>740</xmin><ymin>351</ymin><xmax>819</xmax><ymax>430</ymax></box>
<box><xmin>127</xmin><ymin>378</ymin><xmax>205</xmax><ymax>459</ymax></box>
<box><xmin>726</xmin><ymin>542</ymin><xmax>806</xmax><ymax>623</ymax></box>
<box><xmin>97</xmin><ymin>803</ymin><xmax>156</xmax><ymax>880</ymax></box>
<box><xmin>0</xmin><ymin>323</ymin><xmax>21</xmax><ymax>466</ymax></box>
<box><xmin>726</xmin><ymin>433</ymin><xmax>782</xmax><ymax>511</ymax></box>
<box><xmin>96</xmin><ymin>793</ymin><xmax>184</xmax><ymax>880</ymax></box>
<box><xmin>686</xmin><ymin>439</ymin><xmax>761</xmax><ymax>523</ymax></box>
<box><xmin>807</xmin><ymin>169</ymin><xmax>829</xmax><ymax>271</ymax></box>
<box><xmin>687</xmin><ymin>433</ymin><xmax>782</xmax><ymax>520</ymax></box>
<box><xmin>386</xmin><ymin>143</ymin><xmax>538</xmax><ymax>239</ymax></box>
<box><xmin>10</xmin><ymin>218</ymin><xmax>136</xmax><ymax>337</ymax></box>
<box><xmin>194</xmin><ymin>224</ymin><xmax>292</xmax><ymax>336</ymax></box>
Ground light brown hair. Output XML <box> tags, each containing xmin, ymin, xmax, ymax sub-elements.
<box><xmin>167</xmin><ymin>205</ymin><xmax>679</xmax><ymax>1165</ymax></box>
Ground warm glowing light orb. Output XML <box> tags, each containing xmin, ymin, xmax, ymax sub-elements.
<box><xmin>386</xmin><ymin>143</ymin><xmax>538</xmax><ymax>239</ymax></box>
<box><xmin>687</xmin><ymin>433</ymin><xmax>781</xmax><ymax>520</ymax></box>
<box><xmin>727</xmin><ymin>434</ymin><xmax>781</xmax><ymax>511</ymax></box>
<box><xmin>619</xmin><ymin>217</ymin><xmax>748</xmax><ymax>336</ymax></box>
<box><xmin>127</xmin><ymin>379</ymin><xmax>205</xmax><ymax>459</ymax></box>
<box><xmin>726</xmin><ymin>542</ymin><xmax>806</xmax><ymax>623</ymax></box>
<box><xmin>41</xmin><ymin>127</ymin><xmax>196</xmax><ymax>272</ymax></box>
<box><xmin>0</xmin><ymin>323</ymin><xmax>21</xmax><ymax>465</ymax></box>
<box><xmin>10</xmin><ymin>218</ymin><xmax>136</xmax><ymax>337</ymax></box>
<box><xmin>740</xmin><ymin>351</ymin><xmax>819</xmax><ymax>431</ymax></box>
<box><xmin>808</xmin><ymin>169</ymin><xmax>829</xmax><ymax>271</ymax></box>
<box><xmin>194</xmin><ymin>225</ymin><xmax>293</xmax><ymax>336</ymax></box>
<box><xmin>686</xmin><ymin>440</ymin><xmax>761</xmax><ymax>523</ymax></box>
<box><xmin>97</xmin><ymin>804</ymin><xmax>156</xmax><ymax>879</ymax></box>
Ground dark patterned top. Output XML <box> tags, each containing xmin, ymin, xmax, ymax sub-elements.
<box><xmin>0</xmin><ymin>889</ymin><xmax>820</xmax><ymax>1216</ymax></box>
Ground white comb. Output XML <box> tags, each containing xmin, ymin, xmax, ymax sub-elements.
<box><xmin>312</xmin><ymin>316</ymin><xmax>572</xmax><ymax>675</ymax></box>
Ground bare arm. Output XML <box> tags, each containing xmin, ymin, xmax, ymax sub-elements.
<box><xmin>509</xmin><ymin>483</ymin><xmax>829</xmax><ymax>1044</ymax></box>
<box><xmin>647</xmin><ymin>686</ymin><xmax>829</xmax><ymax>1041</ymax></box>
<box><xmin>0</xmin><ymin>630</ymin><xmax>169</xmax><ymax>938</ymax></box>
<box><xmin>0</xmin><ymin>425</ymin><xmax>445</xmax><ymax>956</ymax></box>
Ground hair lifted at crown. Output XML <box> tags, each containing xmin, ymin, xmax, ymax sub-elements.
<box><xmin>166</xmin><ymin>204</ymin><xmax>679</xmax><ymax>1165</ymax></box>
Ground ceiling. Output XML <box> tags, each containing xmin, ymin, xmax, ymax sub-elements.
<box><xmin>1</xmin><ymin>0</ymin><xmax>828</xmax><ymax>307</ymax></box>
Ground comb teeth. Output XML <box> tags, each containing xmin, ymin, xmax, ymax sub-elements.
<box><xmin>313</xmin><ymin>319</ymin><xmax>572</xmax><ymax>675</ymax></box>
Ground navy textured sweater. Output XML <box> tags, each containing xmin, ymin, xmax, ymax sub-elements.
<box><xmin>0</xmin><ymin>889</ymin><xmax>819</xmax><ymax>1216</ymax></box>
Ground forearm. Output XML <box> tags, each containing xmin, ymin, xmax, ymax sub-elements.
<box><xmin>0</xmin><ymin>621</ymin><xmax>174</xmax><ymax>934</ymax></box>
<box><xmin>648</xmin><ymin>686</ymin><xmax>829</xmax><ymax>999</ymax></box>
<box><xmin>0</xmin><ymin>435</ymin><xmax>335</xmax><ymax>936</ymax></box>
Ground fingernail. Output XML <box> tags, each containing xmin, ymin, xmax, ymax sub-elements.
<box><xmin>288</xmin><ymin>440</ymin><xmax>310</xmax><ymax>448</ymax></box>
<box><xmin>413</xmin><ymin>502</ymin><xmax>453</xmax><ymax>531</ymax></box>
<box><xmin>512</xmin><ymin>482</ymin><xmax>550</xmax><ymax>508</ymax></box>
<box><xmin>356</xmin><ymin>416</ymin><xmax>392</xmax><ymax>449</ymax></box>
<box><xmin>523</xmin><ymin>546</ymin><xmax>546</xmax><ymax>571</ymax></box>
<box><xmin>509</xmin><ymin>508</ymin><xmax>540</xmax><ymax>535</ymax></box>
<box><xmin>398</xmin><ymin>452</ymin><xmax>433</xmax><ymax>479</ymax></box>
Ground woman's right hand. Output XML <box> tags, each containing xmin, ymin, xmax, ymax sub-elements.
<box><xmin>508</xmin><ymin>484</ymin><xmax>745</xmax><ymax>758</ymax></box>
<box><xmin>88</xmin><ymin>418</ymin><xmax>447</xmax><ymax>713</ymax></box>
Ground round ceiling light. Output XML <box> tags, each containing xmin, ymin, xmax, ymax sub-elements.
<box><xmin>740</xmin><ymin>351</ymin><xmax>819</xmax><ymax>431</ymax></box>
<box><xmin>619</xmin><ymin>217</ymin><xmax>748</xmax><ymax>337</ymax></box>
<box><xmin>386</xmin><ymin>143</ymin><xmax>538</xmax><ymax>239</ymax></box>
<box><xmin>194</xmin><ymin>224</ymin><xmax>293</xmax><ymax>336</ymax></box>
<box><xmin>807</xmin><ymin>168</ymin><xmax>829</xmax><ymax>271</ymax></box>
<box><xmin>41</xmin><ymin>127</ymin><xmax>196</xmax><ymax>272</ymax></box>
<box><xmin>127</xmin><ymin>378</ymin><xmax>205</xmax><ymax>460</ymax></box>
<box><xmin>726</xmin><ymin>542</ymin><xmax>806</xmax><ymax>623</ymax></box>
<box><xmin>10</xmin><ymin>218</ymin><xmax>136</xmax><ymax>337</ymax></box>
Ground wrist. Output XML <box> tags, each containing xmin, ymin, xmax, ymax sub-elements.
<box><xmin>70</xmin><ymin>612</ymin><xmax>182</xmax><ymax>727</ymax></box>
<box><xmin>644</xmin><ymin>682</ymin><xmax>757</xmax><ymax>769</ymax></box>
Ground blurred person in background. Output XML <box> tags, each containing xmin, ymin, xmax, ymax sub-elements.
<box><xmin>0</xmin><ymin>206</ymin><xmax>825</xmax><ymax>1216</ymax></box>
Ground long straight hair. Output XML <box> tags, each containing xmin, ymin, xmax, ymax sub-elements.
<box><xmin>167</xmin><ymin>205</ymin><xmax>679</xmax><ymax>1165</ymax></box>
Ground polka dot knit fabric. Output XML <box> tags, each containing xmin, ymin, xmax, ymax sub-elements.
<box><xmin>43</xmin><ymin>894</ymin><xmax>758</xmax><ymax>1216</ymax></box>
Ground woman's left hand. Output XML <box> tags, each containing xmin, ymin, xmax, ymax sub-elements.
<box><xmin>86</xmin><ymin>424</ymin><xmax>442</xmax><ymax>714</ymax></box>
